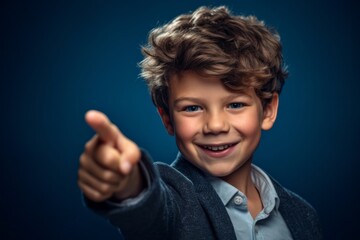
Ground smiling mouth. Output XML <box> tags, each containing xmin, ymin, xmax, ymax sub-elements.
<box><xmin>200</xmin><ymin>143</ymin><xmax>236</xmax><ymax>152</ymax></box>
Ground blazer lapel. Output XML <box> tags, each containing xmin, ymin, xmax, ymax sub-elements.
<box><xmin>172</xmin><ymin>154</ymin><xmax>237</xmax><ymax>240</ymax></box>
<box><xmin>271</xmin><ymin>178</ymin><xmax>305</xmax><ymax>240</ymax></box>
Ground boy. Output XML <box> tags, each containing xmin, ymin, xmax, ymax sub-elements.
<box><xmin>78</xmin><ymin>6</ymin><xmax>322</xmax><ymax>240</ymax></box>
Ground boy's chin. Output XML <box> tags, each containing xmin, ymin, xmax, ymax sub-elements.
<box><xmin>201</xmin><ymin>165</ymin><xmax>238</xmax><ymax>178</ymax></box>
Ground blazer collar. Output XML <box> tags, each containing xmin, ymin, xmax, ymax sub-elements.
<box><xmin>171</xmin><ymin>153</ymin><xmax>237</xmax><ymax>240</ymax></box>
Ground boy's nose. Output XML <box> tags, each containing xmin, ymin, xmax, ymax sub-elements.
<box><xmin>203</xmin><ymin>112</ymin><xmax>230</xmax><ymax>134</ymax></box>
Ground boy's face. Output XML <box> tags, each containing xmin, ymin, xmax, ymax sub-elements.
<box><xmin>159</xmin><ymin>71</ymin><xmax>278</xmax><ymax>177</ymax></box>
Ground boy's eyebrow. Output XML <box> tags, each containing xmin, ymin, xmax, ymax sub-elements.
<box><xmin>173</xmin><ymin>97</ymin><xmax>203</xmax><ymax>105</ymax></box>
<box><xmin>224</xmin><ymin>92</ymin><xmax>252</xmax><ymax>101</ymax></box>
<box><xmin>173</xmin><ymin>93</ymin><xmax>252</xmax><ymax>105</ymax></box>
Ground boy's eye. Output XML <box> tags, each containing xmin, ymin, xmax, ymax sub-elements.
<box><xmin>228</xmin><ymin>103</ymin><xmax>245</xmax><ymax>109</ymax></box>
<box><xmin>184</xmin><ymin>105</ymin><xmax>201</xmax><ymax>112</ymax></box>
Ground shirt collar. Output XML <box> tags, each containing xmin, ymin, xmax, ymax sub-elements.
<box><xmin>208</xmin><ymin>175</ymin><xmax>239</xmax><ymax>206</ymax></box>
<box><xmin>208</xmin><ymin>164</ymin><xmax>280</xmax><ymax>212</ymax></box>
<box><xmin>251</xmin><ymin>164</ymin><xmax>280</xmax><ymax>212</ymax></box>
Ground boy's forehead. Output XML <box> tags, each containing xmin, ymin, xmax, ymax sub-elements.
<box><xmin>168</xmin><ymin>70</ymin><xmax>254</xmax><ymax>97</ymax></box>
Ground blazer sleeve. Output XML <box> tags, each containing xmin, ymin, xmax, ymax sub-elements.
<box><xmin>83</xmin><ymin>150</ymin><xmax>182</xmax><ymax>240</ymax></box>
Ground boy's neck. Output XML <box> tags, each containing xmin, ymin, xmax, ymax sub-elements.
<box><xmin>221</xmin><ymin>157</ymin><xmax>263</xmax><ymax>219</ymax></box>
<box><xmin>220</xmin><ymin>158</ymin><xmax>255</xmax><ymax>196</ymax></box>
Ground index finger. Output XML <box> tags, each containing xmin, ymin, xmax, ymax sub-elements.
<box><xmin>85</xmin><ymin>110</ymin><xmax>119</xmax><ymax>144</ymax></box>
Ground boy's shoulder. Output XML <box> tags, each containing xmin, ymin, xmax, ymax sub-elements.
<box><xmin>270</xmin><ymin>176</ymin><xmax>317</xmax><ymax>213</ymax></box>
<box><xmin>270</xmin><ymin>177</ymin><xmax>323</xmax><ymax>239</ymax></box>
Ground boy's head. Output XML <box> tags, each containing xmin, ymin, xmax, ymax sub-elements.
<box><xmin>139</xmin><ymin>6</ymin><xmax>288</xmax><ymax>176</ymax></box>
<box><xmin>140</xmin><ymin>6</ymin><xmax>288</xmax><ymax>114</ymax></box>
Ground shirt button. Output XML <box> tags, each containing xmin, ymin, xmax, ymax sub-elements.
<box><xmin>233</xmin><ymin>196</ymin><xmax>243</xmax><ymax>205</ymax></box>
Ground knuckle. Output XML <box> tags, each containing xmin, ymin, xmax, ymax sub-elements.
<box><xmin>99</xmin><ymin>183</ymin><xmax>112</xmax><ymax>195</ymax></box>
<box><xmin>78</xmin><ymin>181</ymin><xmax>90</xmax><ymax>194</ymax></box>
<box><xmin>79</xmin><ymin>154</ymin><xmax>87</xmax><ymax>165</ymax></box>
<box><xmin>84</xmin><ymin>142</ymin><xmax>90</xmax><ymax>152</ymax></box>
<box><xmin>102</xmin><ymin>171</ymin><xmax>116</xmax><ymax>182</ymax></box>
<box><xmin>91</xmin><ymin>192</ymin><xmax>103</xmax><ymax>202</ymax></box>
<box><xmin>84</xmin><ymin>135</ymin><xmax>98</xmax><ymax>153</ymax></box>
<box><xmin>84</xmin><ymin>141</ymin><xmax>92</xmax><ymax>153</ymax></box>
<box><xmin>98</xmin><ymin>148</ymin><xmax>118</xmax><ymax>167</ymax></box>
<box><xmin>78</xmin><ymin>182</ymin><xmax>105</xmax><ymax>202</ymax></box>
<box><xmin>77</xmin><ymin>169</ymin><xmax>88</xmax><ymax>182</ymax></box>
<box><xmin>102</xmin><ymin>150</ymin><xmax>113</xmax><ymax>165</ymax></box>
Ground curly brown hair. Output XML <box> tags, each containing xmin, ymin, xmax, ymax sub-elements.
<box><xmin>140</xmin><ymin>6</ymin><xmax>288</xmax><ymax>113</ymax></box>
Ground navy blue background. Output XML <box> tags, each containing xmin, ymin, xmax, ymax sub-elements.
<box><xmin>1</xmin><ymin>0</ymin><xmax>359</xmax><ymax>239</ymax></box>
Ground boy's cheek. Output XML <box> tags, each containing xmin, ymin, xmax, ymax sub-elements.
<box><xmin>173</xmin><ymin>117</ymin><xmax>200</xmax><ymax>139</ymax></box>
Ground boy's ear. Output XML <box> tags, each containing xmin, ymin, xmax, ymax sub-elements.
<box><xmin>157</xmin><ymin>107</ymin><xmax>174</xmax><ymax>135</ymax></box>
<box><xmin>261</xmin><ymin>93</ymin><xmax>279</xmax><ymax>131</ymax></box>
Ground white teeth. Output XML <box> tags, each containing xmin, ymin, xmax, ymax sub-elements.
<box><xmin>203</xmin><ymin>144</ymin><xmax>231</xmax><ymax>151</ymax></box>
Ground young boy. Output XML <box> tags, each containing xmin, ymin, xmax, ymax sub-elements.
<box><xmin>78</xmin><ymin>6</ymin><xmax>322</xmax><ymax>240</ymax></box>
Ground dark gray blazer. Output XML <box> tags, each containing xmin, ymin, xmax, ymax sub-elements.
<box><xmin>86</xmin><ymin>152</ymin><xmax>322</xmax><ymax>240</ymax></box>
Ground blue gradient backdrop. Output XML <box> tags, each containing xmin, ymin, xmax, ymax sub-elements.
<box><xmin>1</xmin><ymin>1</ymin><xmax>359</xmax><ymax>239</ymax></box>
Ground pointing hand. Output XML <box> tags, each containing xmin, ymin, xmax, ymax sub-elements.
<box><xmin>78</xmin><ymin>110</ymin><xmax>143</xmax><ymax>202</ymax></box>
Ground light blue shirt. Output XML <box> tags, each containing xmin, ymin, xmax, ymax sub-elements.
<box><xmin>208</xmin><ymin>164</ymin><xmax>293</xmax><ymax>240</ymax></box>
